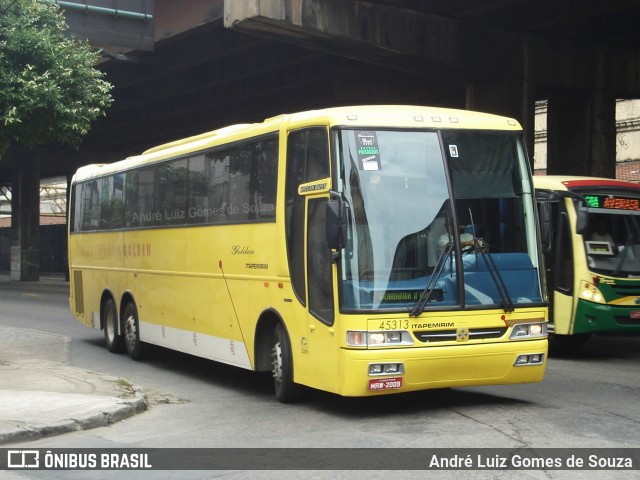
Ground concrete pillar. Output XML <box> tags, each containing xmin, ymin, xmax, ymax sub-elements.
<box><xmin>465</xmin><ymin>38</ymin><xmax>536</xmax><ymax>168</ymax></box>
<box><xmin>546</xmin><ymin>91</ymin><xmax>588</xmax><ymax>175</ymax></box>
<box><xmin>465</xmin><ymin>78</ymin><xmax>536</xmax><ymax>170</ymax></box>
<box><xmin>10</xmin><ymin>150</ymin><xmax>41</xmax><ymax>281</ymax></box>
<box><xmin>589</xmin><ymin>88</ymin><xmax>617</xmax><ymax>178</ymax></box>
<box><xmin>546</xmin><ymin>89</ymin><xmax>616</xmax><ymax>177</ymax></box>
<box><xmin>546</xmin><ymin>47</ymin><xmax>617</xmax><ymax>178</ymax></box>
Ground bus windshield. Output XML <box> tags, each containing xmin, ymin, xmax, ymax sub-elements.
<box><xmin>583</xmin><ymin>211</ymin><xmax>640</xmax><ymax>276</ymax></box>
<box><xmin>335</xmin><ymin>128</ymin><xmax>542</xmax><ymax>312</ymax></box>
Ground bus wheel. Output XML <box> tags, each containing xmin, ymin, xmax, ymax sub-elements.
<box><xmin>123</xmin><ymin>302</ymin><xmax>148</xmax><ymax>360</ymax></box>
<box><xmin>103</xmin><ymin>298</ymin><xmax>124</xmax><ymax>353</ymax></box>
<box><xmin>271</xmin><ymin>323</ymin><xmax>301</xmax><ymax>403</ymax></box>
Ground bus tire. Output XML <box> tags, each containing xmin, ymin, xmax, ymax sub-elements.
<box><xmin>103</xmin><ymin>298</ymin><xmax>124</xmax><ymax>353</ymax></box>
<box><xmin>271</xmin><ymin>323</ymin><xmax>301</xmax><ymax>403</ymax></box>
<box><xmin>123</xmin><ymin>302</ymin><xmax>148</xmax><ymax>360</ymax></box>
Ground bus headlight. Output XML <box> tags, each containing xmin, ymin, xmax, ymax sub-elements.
<box><xmin>346</xmin><ymin>331</ymin><xmax>413</xmax><ymax>347</ymax></box>
<box><xmin>580</xmin><ymin>281</ymin><xmax>605</xmax><ymax>304</ymax></box>
<box><xmin>386</xmin><ymin>331</ymin><xmax>402</xmax><ymax>343</ymax></box>
<box><xmin>510</xmin><ymin>322</ymin><xmax>547</xmax><ymax>340</ymax></box>
<box><xmin>369</xmin><ymin>332</ymin><xmax>386</xmax><ymax>345</ymax></box>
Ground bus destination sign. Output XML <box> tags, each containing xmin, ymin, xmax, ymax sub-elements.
<box><xmin>583</xmin><ymin>194</ymin><xmax>640</xmax><ymax>212</ymax></box>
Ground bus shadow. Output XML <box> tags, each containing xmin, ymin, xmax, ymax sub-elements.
<box><xmin>303</xmin><ymin>387</ymin><xmax>530</xmax><ymax>418</ymax></box>
<box><xmin>148</xmin><ymin>348</ymin><xmax>274</xmax><ymax>396</ymax></box>
<box><xmin>81</xmin><ymin>338</ymin><xmax>537</xmax><ymax>412</ymax></box>
<box><xmin>81</xmin><ymin>338</ymin><xmax>275</xmax><ymax>398</ymax></box>
<box><xmin>135</xmin><ymin>345</ymin><xmax>533</xmax><ymax>413</ymax></box>
<box><xmin>548</xmin><ymin>334</ymin><xmax>640</xmax><ymax>362</ymax></box>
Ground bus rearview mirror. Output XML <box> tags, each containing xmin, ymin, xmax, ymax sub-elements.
<box><xmin>326</xmin><ymin>198</ymin><xmax>345</xmax><ymax>251</ymax></box>
<box><xmin>576</xmin><ymin>205</ymin><xmax>588</xmax><ymax>235</ymax></box>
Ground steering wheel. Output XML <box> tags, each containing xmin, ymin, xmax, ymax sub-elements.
<box><xmin>462</xmin><ymin>239</ymin><xmax>486</xmax><ymax>254</ymax></box>
<box><xmin>461</xmin><ymin>244</ymin><xmax>476</xmax><ymax>254</ymax></box>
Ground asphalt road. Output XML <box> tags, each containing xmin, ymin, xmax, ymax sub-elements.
<box><xmin>1</xmin><ymin>279</ymin><xmax>639</xmax><ymax>480</ymax></box>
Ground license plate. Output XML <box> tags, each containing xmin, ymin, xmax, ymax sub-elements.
<box><xmin>631</xmin><ymin>311</ymin><xmax>640</xmax><ymax>319</ymax></box>
<box><xmin>368</xmin><ymin>377</ymin><xmax>403</xmax><ymax>391</ymax></box>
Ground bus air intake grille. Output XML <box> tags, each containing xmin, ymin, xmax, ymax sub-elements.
<box><xmin>614</xmin><ymin>316</ymin><xmax>640</xmax><ymax>326</ymax></box>
<box><xmin>73</xmin><ymin>270</ymin><xmax>84</xmax><ymax>315</ymax></box>
<box><xmin>414</xmin><ymin>327</ymin><xmax>507</xmax><ymax>343</ymax></box>
<box><xmin>611</xmin><ymin>285</ymin><xmax>640</xmax><ymax>296</ymax></box>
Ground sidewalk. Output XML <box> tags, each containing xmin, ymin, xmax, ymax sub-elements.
<box><xmin>0</xmin><ymin>277</ymin><xmax>148</xmax><ymax>445</ymax></box>
<box><xmin>0</xmin><ymin>272</ymin><xmax>70</xmax><ymax>291</ymax></box>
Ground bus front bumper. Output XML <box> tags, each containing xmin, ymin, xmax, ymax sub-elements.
<box><xmin>575</xmin><ymin>299</ymin><xmax>640</xmax><ymax>335</ymax></box>
<box><xmin>338</xmin><ymin>339</ymin><xmax>548</xmax><ymax>397</ymax></box>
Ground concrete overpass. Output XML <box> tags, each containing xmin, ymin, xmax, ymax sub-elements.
<box><xmin>2</xmin><ymin>0</ymin><xmax>640</xmax><ymax>279</ymax></box>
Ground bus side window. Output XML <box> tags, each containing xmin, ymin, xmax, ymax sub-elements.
<box><xmin>81</xmin><ymin>179</ymin><xmax>100</xmax><ymax>231</ymax></box>
<box><xmin>124</xmin><ymin>170</ymin><xmax>139</xmax><ymax>228</ymax></box>
<box><xmin>99</xmin><ymin>173</ymin><xmax>125</xmax><ymax>230</ymax></box>
<box><xmin>124</xmin><ymin>168</ymin><xmax>155</xmax><ymax>228</ymax></box>
<box><xmin>158</xmin><ymin>159</ymin><xmax>188</xmax><ymax>226</ymax></box>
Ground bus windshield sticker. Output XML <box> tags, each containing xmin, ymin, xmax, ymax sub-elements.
<box><xmin>449</xmin><ymin>145</ymin><xmax>459</xmax><ymax>158</ymax></box>
<box><xmin>356</xmin><ymin>131</ymin><xmax>381</xmax><ymax>171</ymax></box>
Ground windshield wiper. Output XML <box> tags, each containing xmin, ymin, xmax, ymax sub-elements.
<box><xmin>410</xmin><ymin>208</ymin><xmax>515</xmax><ymax>315</ymax></box>
<box><xmin>475</xmin><ymin>245</ymin><xmax>514</xmax><ymax>313</ymax></box>
<box><xmin>409</xmin><ymin>241</ymin><xmax>453</xmax><ymax>317</ymax></box>
<box><xmin>466</xmin><ymin>208</ymin><xmax>513</xmax><ymax>313</ymax></box>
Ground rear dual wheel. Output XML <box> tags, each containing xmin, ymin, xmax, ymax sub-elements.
<box><xmin>103</xmin><ymin>298</ymin><xmax>124</xmax><ymax>353</ymax></box>
<box><xmin>123</xmin><ymin>302</ymin><xmax>149</xmax><ymax>360</ymax></box>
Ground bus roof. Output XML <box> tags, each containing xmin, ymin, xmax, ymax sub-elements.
<box><xmin>534</xmin><ymin>175</ymin><xmax>640</xmax><ymax>192</ymax></box>
<box><xmin>282</xmin><ymin>104</ymin><xmax>521</xmax><ymax>131</ymax></box>
<box><xmin>72</xmin><ymin>105</ymin><xmax>522</xmax><ymax>183</ymax></box>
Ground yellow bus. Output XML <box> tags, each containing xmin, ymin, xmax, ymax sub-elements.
<box><xmin>535</xmin><ymin>175</ymin><xmax>640</xmax><ymax>347</ymax></box>
<box><xmin>68</xmin><ymin>105</ymin><xmax>548</xmax><ymax>402</ymax></box>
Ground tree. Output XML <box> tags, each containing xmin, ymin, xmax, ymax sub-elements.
<box><xmin>0</xmin><ymin>0</ymin><xmax>113</xmax><ymax>157</ymax></box>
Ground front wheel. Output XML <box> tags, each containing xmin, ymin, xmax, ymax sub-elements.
<box><xmin>103</xmin><ymin>298</ymin><xmax>124</xmax><ymax>353</ymax></box>
<box><xmin>123</xmin><ymin>302</ymin><xmax>149</xmax><ymax>360</ymax></box>
<box><xmin>271</xmin><ymin>323</ymin><xmax>302</xmax><ymax>403</ymax></box>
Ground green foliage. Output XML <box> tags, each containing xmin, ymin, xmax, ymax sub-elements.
<box><xmin>0</xmin><ymin>0</ymin><xmax>113</xmax><ymax>156</ymax></box>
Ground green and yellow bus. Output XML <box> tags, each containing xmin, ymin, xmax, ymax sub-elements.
<box><xmin>535</xmin><ymin>176</ymin><xmax>640</xmax><ymax>346</ymax></box>
<box><xmin>68</xmin><ymin>105</ymin><xmax>547</xmax><ymax>402</ymax></box>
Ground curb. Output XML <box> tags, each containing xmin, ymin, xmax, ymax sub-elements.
<box><xmin>0</xmin><ymin>386</ymin><xmax>148</xmax><ymax>445</ymax></box>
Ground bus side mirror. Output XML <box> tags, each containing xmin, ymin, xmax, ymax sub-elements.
<box><xmin>576</xmin><ymin>205</ymin><xmax>588</xmax><ymax>235</ymax></box>
<box><xmin>326</xmin><ymin>197</ymin><xmax>345</xmax><ymax>251</ymax></box>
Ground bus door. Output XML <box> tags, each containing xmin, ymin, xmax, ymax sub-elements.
<box><xmin>537</xmin><ymin>191</ymin><xmax>575</xmax><ymax>333</ymax></box>
<box><xmin>286</xmin><ymin>127</ymin><xmax>339</xmax><ymax>391</ymax></box>
<box><xmin>305</xmin><ymin>195</ymin><xmax>340</xmax><ymax>392</ymax></box>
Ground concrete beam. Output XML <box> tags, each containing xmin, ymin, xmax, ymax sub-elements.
<box><xmin>533</xmin><ymin>39</ymin><xmax>640</xmax><ymax>96</ymax></box>
<box><xmin>224</xmin><ymin>0</ymin><xmax>496</xmax><ymax>83</ymax></box>
<box><xmin>224</xmin><ymin>0</ymin><xmax>640</xmax><ymax>95</ymax></box>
